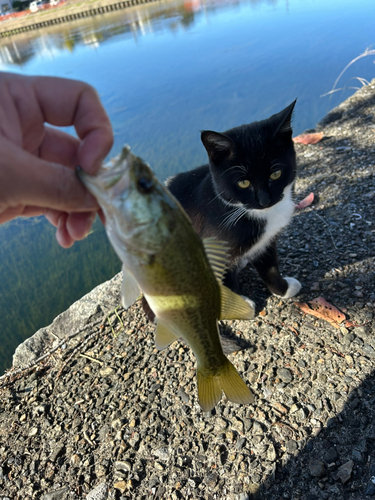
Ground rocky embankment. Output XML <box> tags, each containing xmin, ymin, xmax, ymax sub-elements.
<box><xmin>0</xmin><ymin>81</ymin><xmax>374</xmax><ymax>500</ymax></box>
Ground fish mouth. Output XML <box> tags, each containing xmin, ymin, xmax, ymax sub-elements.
<box><xmin>76</xmin><ymin>146</ymin><xmax>133</xmax><ymax>203</ymax></box>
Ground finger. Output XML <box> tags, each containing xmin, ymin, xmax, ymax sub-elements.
<box><xmin>66</xmin><ymin>211</ymin><xmax>97</xmax><ymax>241</ymax></box>
<box><xmin>31</xmin><ymin>77</ymin><xmax>114</xmax><ymax>173</ymax></box>
<box><xmin>0</xmin><ymin>205</ymin><xmax>48</xmax><ymax>224</ymax></box>
<box><xmin>46</xmin><ymin>210</ymin><xmax>97</xmax><ymax>247</ymax></box>
<box><xmin>56</xmin><ymin>213</ymin><xmax>74</xmax><ymax>248</ymax></box>
<box><xmin>38</xmin><ymin>127</ymin><xmax>80</xmax><ymax>168</ymax></box>
<box><xmin>0</xmin><ymin>139</ymin><xmax>99</xmax><ymax>213</ymax></box>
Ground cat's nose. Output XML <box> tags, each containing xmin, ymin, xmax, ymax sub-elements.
<box><xmin>257</xmin><ymin>191</ymin><xmax>270</xmax><ymax>207</ymax></box>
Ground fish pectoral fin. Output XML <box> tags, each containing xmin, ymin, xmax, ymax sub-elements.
<box><xmin>202</xmin><ymin>238</ymin><xmax>229</xmax><ymax>282</ymax></box>
<box><xmin>155</xmin><ymin>321</ymin><xmax>179</xmax><ymax>350</ymax></box>
<box><xmin>121</xmin><ymin>265</ymin><xmax>141</xmax><ymax>309</ymax></box>
<box><xmin>219</xmin><ymin>285</ymin><xmax>255</xmax><ymax>320</ymax></box>
<box><xmin>197</xmin><ymin>359</ymin><xmax>254</xmax><ymax>412</ymax></box>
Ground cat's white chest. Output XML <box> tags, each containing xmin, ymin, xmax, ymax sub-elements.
<box><xmin>239</xmin><ymin>184</ymin><xmax>294</xmax><ymax>267</ymax></box>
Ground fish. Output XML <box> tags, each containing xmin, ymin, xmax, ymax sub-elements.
<box><xmin>77</xmin><ymin>146</ymin><xmax>255</xmax><ymax>412</ymax></box>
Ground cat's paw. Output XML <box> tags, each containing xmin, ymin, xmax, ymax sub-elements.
<box><xmin>240</xmin><ymin>295</ymin><xmax>256</xmax><ymax>313</ymax></box>
<box><xmin>278</xmin><ymin>277</ymin><xmax>301</xmax><ymax>299</ymax></box>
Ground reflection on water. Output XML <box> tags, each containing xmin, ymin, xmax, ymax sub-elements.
<box><xmin>0</xmin><ymin>0</ymin><xmax>279</xmax><ymax>66</ymax></box>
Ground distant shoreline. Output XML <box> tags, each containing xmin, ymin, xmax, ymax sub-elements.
<box><xmin>0</xmin><ymin>0</ymin><xmax>161</xmax><ymax>37</ymax></box>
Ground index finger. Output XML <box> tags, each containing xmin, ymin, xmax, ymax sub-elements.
<box><xmin>31</xmin><ymin>76</ymin><xmax>113</xmax><ymax>173</ymax></box>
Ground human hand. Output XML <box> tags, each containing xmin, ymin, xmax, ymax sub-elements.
<box><xmin>0</xmin><ymin>72</ymin><xmax>113</xmax><ymax>247</ymax></box>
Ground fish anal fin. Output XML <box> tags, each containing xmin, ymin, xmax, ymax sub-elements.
<box><xmin>197</xmin><ymin>359</ymin><xmax>254</xmax><ymax>412</ymax></box>
<box><xmin>121</xmin><ymin>265</ymin><xmax>141</xmax><ymax>309</ymax></box>
<box><xmin>155</xmin><ymin>321</ymin><xmax>179</xmax><ymax>350</ymax></box>
<box><xmin>202</xmin><ymin>238</ymin><xmax>229</xmax><ymax>282</ymax></box>
<box><xmin>220</xmin><ymin>285</ymin><xmax>255</xmax><ymax>320</ymax></box>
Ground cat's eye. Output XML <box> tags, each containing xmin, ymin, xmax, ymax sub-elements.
<box><xmin>269</xmin><ymin>170</ymin><xmax>282</xmax><ymax>181</ymax></box>
<box><xmin>237</xmin><ymin>179</ymin><xmax>251</xmax><ymax>189</ymax></box>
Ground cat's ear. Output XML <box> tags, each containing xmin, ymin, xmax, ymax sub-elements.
<box><xmin>273</xmin><ymin>99</ymin><xmax>297</xmax><ymax>136</ymax></box>
<box><xmin>201</xmin><ymin>131</ymin><xmax>235</xmax><ymax>163</ymax></box>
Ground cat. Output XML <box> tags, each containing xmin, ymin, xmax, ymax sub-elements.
<box><xmin>165</xmin><ymin>100</ymin><xmax>301</xmax><ymax>304</ymax></box>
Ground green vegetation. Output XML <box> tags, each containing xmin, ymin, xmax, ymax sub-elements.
<box><xmin>0</xmin><ymin>217</ymin><xmax>121</xmax><ymax>373</ymax></box>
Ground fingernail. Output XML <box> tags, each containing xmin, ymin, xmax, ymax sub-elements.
<box><xmin>82</xmin><ymin>212</ymin><xmax>97</xmax><ymax>238</ymax></box>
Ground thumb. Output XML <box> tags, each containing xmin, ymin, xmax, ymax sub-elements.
<box><xmin>0</xmin><ymin>140</ymin><xmax>98</xmax><ymax>213</ymax></box>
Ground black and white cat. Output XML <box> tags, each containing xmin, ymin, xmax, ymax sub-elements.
<box><xmin>166</xmin><ymin>101</ymin><xmax>301</xmax><ymax>303</ymax></box>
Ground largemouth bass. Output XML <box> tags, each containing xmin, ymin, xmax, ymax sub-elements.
<box><xmin>78</xmin><ymin>147</ymin><xmax>255</xmax><ymax>412</ymax></box>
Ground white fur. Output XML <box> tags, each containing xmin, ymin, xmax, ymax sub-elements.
<box><xmin>238</xmin><ymin>184</ymin><xmax>295</xmax><ymax>268</ymax></box>
<box><xmin>240</xmin><ymin>295</ymin><xmax>256</xmax><ymax>313</ymax></box>
<box><xmin>276</xmin><ymin>277</ymin><xmax>301</xmax><ymax>299</ymax></box>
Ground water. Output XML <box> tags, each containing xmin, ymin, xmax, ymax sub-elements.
<box><xmin>0</xmin><ymin>0</ymin><xmax>374</xmax><ymax>371</ymax></box>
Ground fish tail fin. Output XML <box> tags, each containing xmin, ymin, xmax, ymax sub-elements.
<box><xmin>197</xmin><ymin>359</ymin><xmax>254</xmax><ymax>412</ymax></box>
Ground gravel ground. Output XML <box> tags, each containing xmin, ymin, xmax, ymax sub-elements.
<box><xmin>0</xmin><ymin>81</ymin><xmax>374</xmax><ymax>500</ymax></box>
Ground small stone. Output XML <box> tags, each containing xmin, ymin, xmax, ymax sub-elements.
<box><xmin>86</xmin><ymin>483</ymin><xmax>108</xmax><ymax>500</ymax></box>
<box><xmin>70</xmin><ymin>454</ymin><xmax>81</xmax><ymax>466</ymax></box>
<box><xmin>113</xmin><ymin>481</ymin><xmax>127</xmax><ymax>493</ymax></box>
<box><xmin>99</xmin><ymin>367</ymin><xmax>114</xmax><ymax>377</ymax></box>
<box><xmin>252</xmin><ymin>421</ymin><xmax>263</xmax><ymax>434</ymax></box>
<box><xmin>343</xmin><ymin>333</ymin><xmax>355</xmax><ymax>345</ymax></box>
<box><xmin>19</xmin><ymin>414</ymin><xmax>27</xmax><ymax>422</ymax></box>
<box><xmin>290</xmin><ymin>403</ymin><xmax>299</xmax><ymax>414</ymax></box>
<box><xmin>286</xmin><ymin>440</ymin><xmax>298</xmax><ymax>454</ymax></box>
<box><xmin>115</xmin><ymin>460</ymin><xmax>132</xmax><ymax>472</ymax></box>
<box><xmin>204</xmin><ymin>472</ymin><xmax>218</xmax><ymax>487</ymax></box>
<box><xmin>363</xmin><ymin>344</ymin><xmax>375</xmax><ymax>358</ymax></box>
<box><xmin>334</xmin><ymin>460</ymin><xmax>354</xmax><ymax>484</ymax></box>
<box><xmin>111</xmin><ymin>418</ymin><xmax>123</xmax><ymax>431</ymax></box>
<box><xmin>49</xmin><ymin>443</ymin><xmax>65</xmax><ymax>463</ymax></box>
<box><xmin>267</xmin><ymin>444</ymin><xmax>277</xmax><ymax>462</ymax></box>
<box><xmin>153</xmin><ymin>447</ymin><xmax>169</xmax><ymax>461</ymax></box>
<box><xmin>277</xmin><ymin>368</ymin><xmax>293</xmax><ymax>383</ymax></box>
<box><xmin>29</xmin><ymin>427</ymin><xmax>38</xmax><ymax>437</ymax></box>
<box><xmin>177</xmin><ymin>388</ymin><xmax>189</xmax><ymax>403</ymax></box>
<box><xmin>236</xmin><ymin>437</ymin><xmax>247</xmax><ymax>450</ymax></box>
<box><xmin>42</xmin><ymin>487</ymin><xmax>70</xmax><ymax>500</ymax></box>
<box><xmin>365</xmin><ymin>479</ymin><xmax>375</xmax><ymax>496</ymax></box>
<box><xmin>309</xmin><ymin>458</ymin><xmax>326</xmax><ymax>478</ymax></box>
<box><xmin>273</xmin><ymin>402</ymin><xmax>288</xmax><ymax>414</ymax></box>
<box><xmin>96</xmin><ymin>464</ymin><xmax>108</xmax><ymax>477</ymax></box>
<box><xmin>324</xmin><ymin>446</ymin><xmax>339</xmax><ymax>463</ymax></box>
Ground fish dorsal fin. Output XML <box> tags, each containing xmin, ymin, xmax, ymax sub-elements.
<box><xmin>121</xmin><ymin>264</ymin><xmax>141</xmax><ymax>309</ymax></box>
<box><xmin>203</xmin><ymin>238</ymin><xmax>229</xmax><ymax>282</ymax></box>
<box><xmin>155</xmin><ymin>320</ymin><xmax>179</xmax><ymax>350</ymax></box>
<box><xmin>219</xmin><ymin>285</ymin><xmax>255</xmax><ymax>320</ymax></box>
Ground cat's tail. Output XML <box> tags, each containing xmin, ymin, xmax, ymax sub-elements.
<box><xmin>197</xmin><ymin>359</ymin><xmax>254</xmax><ymax>412</ymax></box>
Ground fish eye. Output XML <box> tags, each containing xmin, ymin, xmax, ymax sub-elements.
<box><xmin>237</xmin><ymin>179</ymin><xmax>251</xmax><ymax>189</ymax></box>
<box><xmin>269</xmin><ymin>170</ymin><xmax>282</xmax><ymax>181</ymax></box>
<box><xmin>137</xmin><ymin>176</ymin><xmax>154</xmax><ymax>193</ymax></box>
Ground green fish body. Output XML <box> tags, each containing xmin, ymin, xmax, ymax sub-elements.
<box><xmin>78</xmin><ymin>147</ymin><xmax>255</xmax><ymax>411</ymax></box>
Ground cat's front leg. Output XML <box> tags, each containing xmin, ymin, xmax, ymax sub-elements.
<box><xmin>252</xmin><ymin>242</ymin><xmax>301</xmax><ymax>299</ymax></box>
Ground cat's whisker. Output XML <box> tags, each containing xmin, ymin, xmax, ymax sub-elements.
<box><xmin>220</xmin><ymin>206</ymin><xmax>247</xmax><ymax>230</ymax></box>
<box><xmin>208</xmin><ymin>191</ymin><xmax>225</xmax><ymax>205</ymax></box>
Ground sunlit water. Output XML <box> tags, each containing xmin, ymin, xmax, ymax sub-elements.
<box><xmin>0</xmin><ymin>0</ymin><xmax>374</xmax><ymax>371</ymax></box>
